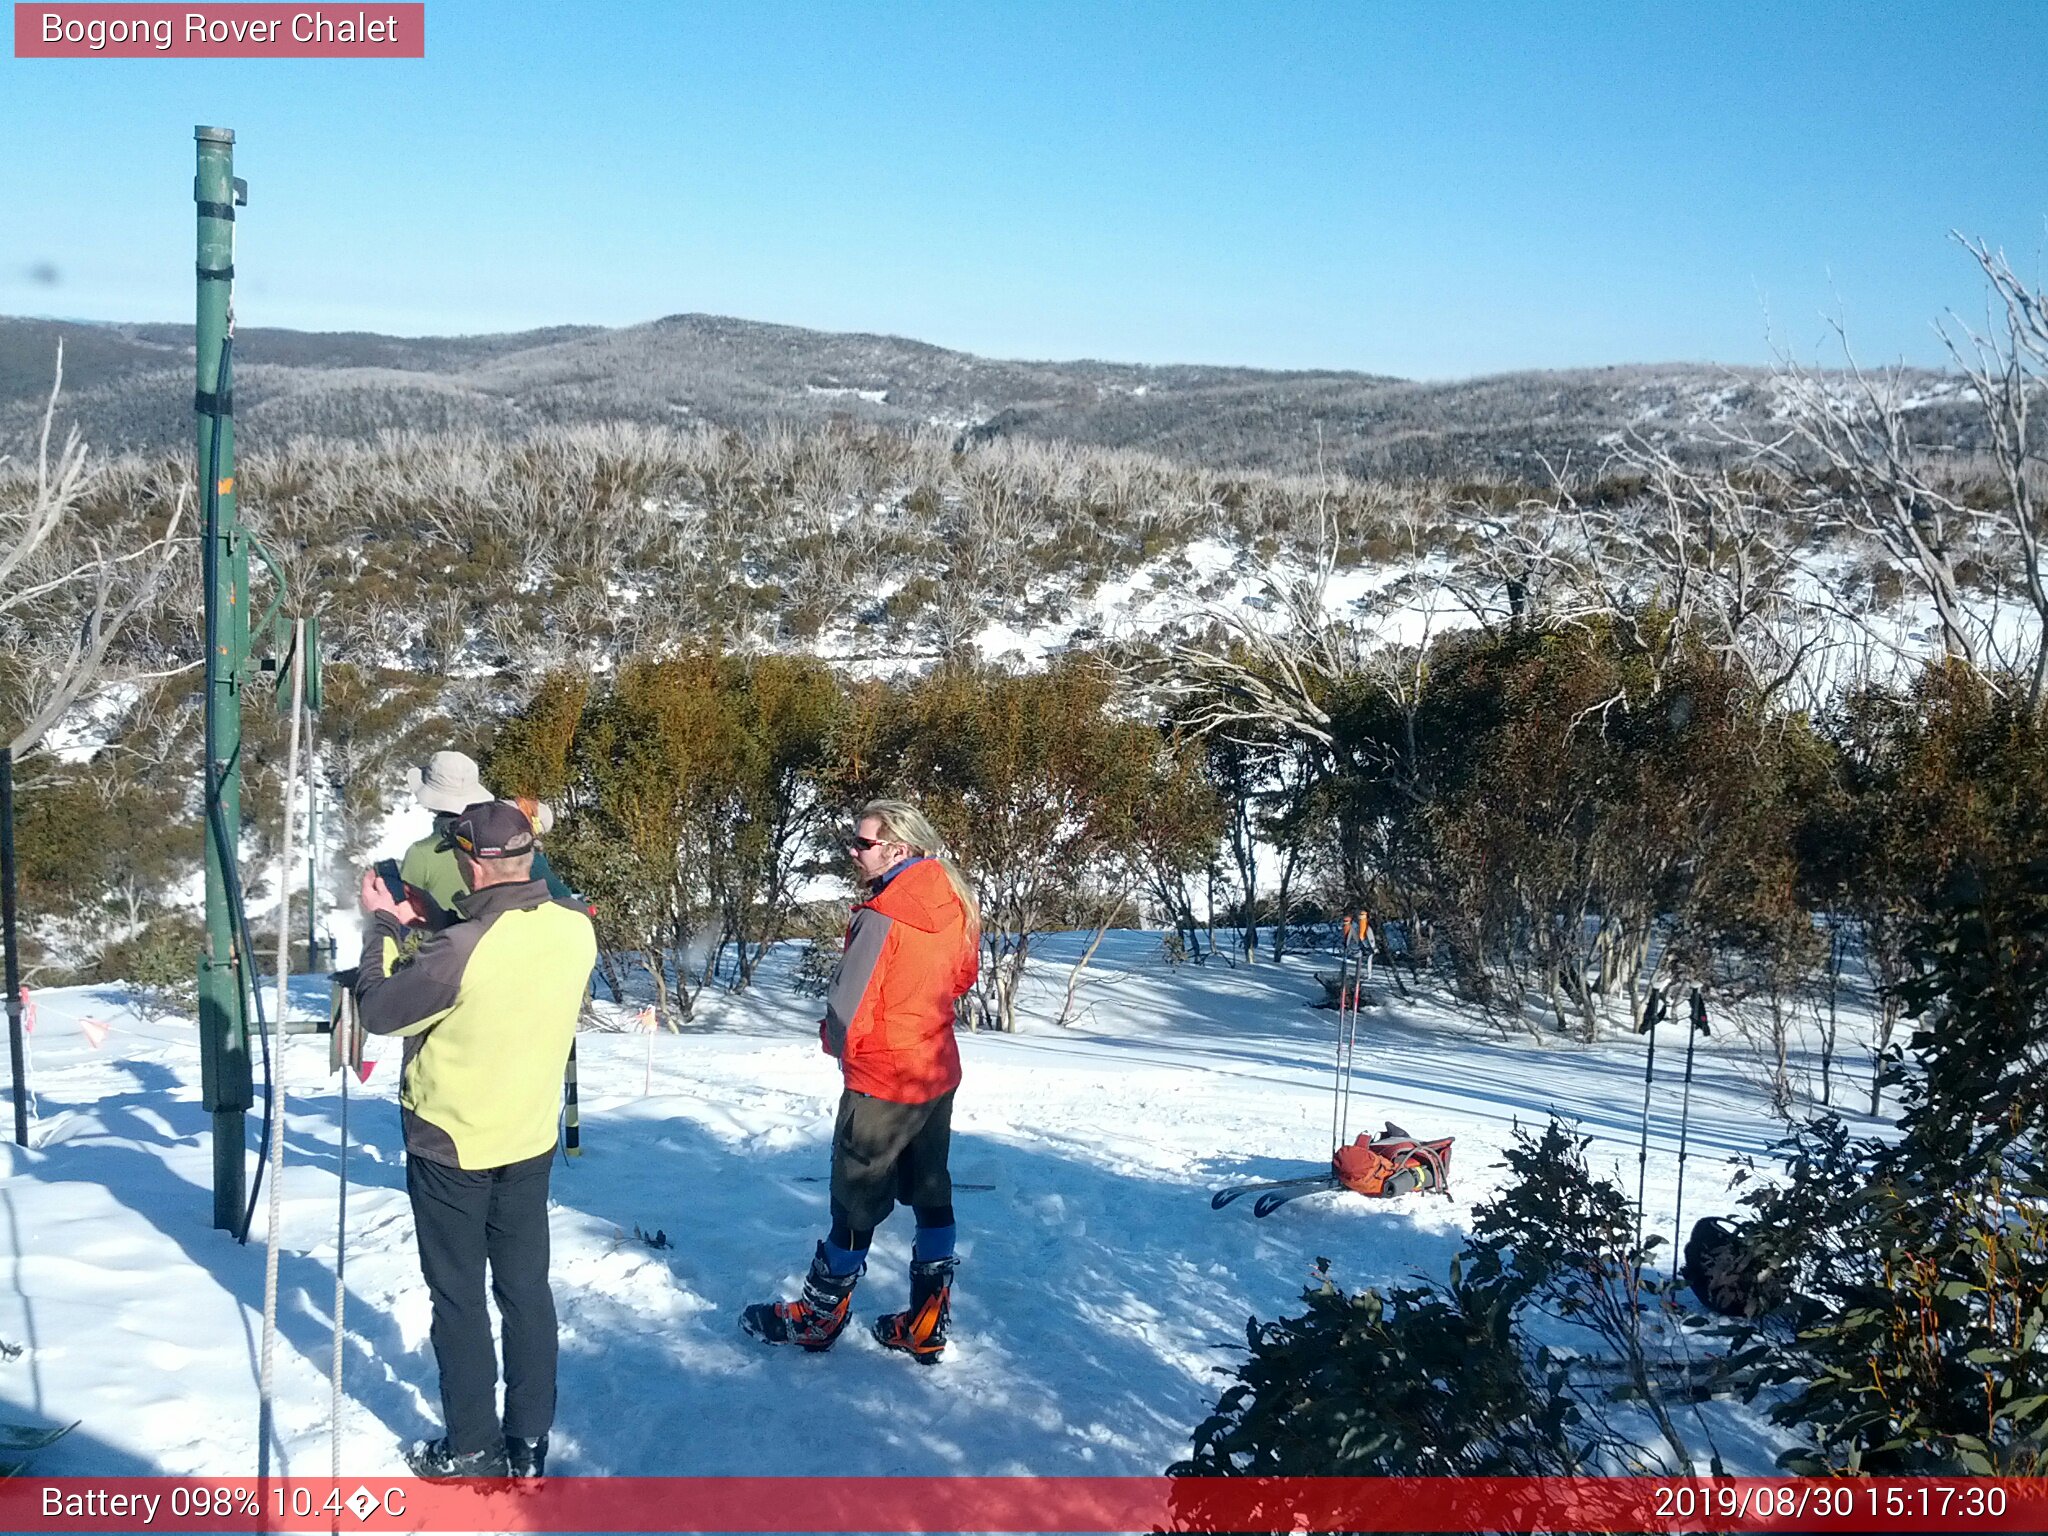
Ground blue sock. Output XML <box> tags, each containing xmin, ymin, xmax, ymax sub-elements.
<box><xmin>913</xmin><ymin>1223</ymin><xmax>956</xmax><ymax>1263</ymax></box>
<box><xmin>823</xmin><ymin>1238</ymin><xmax>867</xmax><ymax>1277</ymax></box>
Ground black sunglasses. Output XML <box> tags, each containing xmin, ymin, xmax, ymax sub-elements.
<box><xmin>845</xmin><ymin>834</ymin><xmax>890</xmax><ymax>852</ymax></box>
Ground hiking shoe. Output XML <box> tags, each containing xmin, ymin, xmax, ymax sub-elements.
<box><xmin>741</xmin><ymin>1241</ymin><xmax>862</xmax><ymax>1351</ymax></box>
<box><xmin>405</xmin><ymin>1437</ymin><xmax>509</xmax><ymax>1479</ymax></box>
<box><xmin>504</xmin><ymin>1433</ymin><xmax>548</xmax><ymax>1481</ymax></box>
<box><xmin>872</xmin><ymin>1255</ymin><xmax>958</xmax><ymax>1364</ymax></box>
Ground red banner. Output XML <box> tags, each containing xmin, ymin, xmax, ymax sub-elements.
<box><xmin>1</xmin><ymin>1476</ymin><xmax>2044</xmax><ymax>1532</ymax></box>
<box><xmin>13</xmin><ymin>4</ymin><xmax>424</xmax><ymax>57</ymax></box>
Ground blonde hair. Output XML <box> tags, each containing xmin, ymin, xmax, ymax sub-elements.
<box><xmin>859</xmin><ymin>798</ymin><xmax>980</xmax><ymax>932</ymax></box>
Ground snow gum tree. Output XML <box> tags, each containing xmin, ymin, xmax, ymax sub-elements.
<box><xmin>529</xmin><ymin>652</ymin><xmax>847</xmax><ymax>1020</ymax></box>
<box><xmin>0</xmin><ymin>345</ymin><xmax>188</xmax><ymax>760</ymax></box>
<box><xmin>856</xmin><ymin>657</ymin><xmax>1161</xmax><ymax>1031</ymax></box>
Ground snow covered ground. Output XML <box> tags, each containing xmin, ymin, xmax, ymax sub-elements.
<box><xmin>0</xmin><ymin>931</ymin><xmax>1880</xmax><ymax>1480</ymax></box>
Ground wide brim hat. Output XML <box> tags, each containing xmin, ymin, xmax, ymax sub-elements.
<box><xmin>407</xmin><ymin>750</ymin><xmax>491</xmax><ymax>815</ymax></box>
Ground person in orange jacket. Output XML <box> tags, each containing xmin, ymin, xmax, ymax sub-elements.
<box><xmin>743</xmin><ymin>798</ymin><xmax>980</xmax><ymax>1361</ymax></box>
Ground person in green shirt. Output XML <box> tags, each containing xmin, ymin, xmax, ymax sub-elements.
<box><xmin>399</xmin><ymin>750</ymin><xmax>575</xmax><ymax>923</ymax></box>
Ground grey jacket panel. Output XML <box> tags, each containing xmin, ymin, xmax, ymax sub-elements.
<box><xmin>823</xmin><ymin>904</ymin><xmax>893</xmax><ymax>1058</ymax></box>
<box><xmin>354</xmin><ymin>910</ymin><xmax>486</xmax><ymax>1038</ymax></box>
<box><xmin>400</xmin><ymin>1108</ymin><xmax>461</xmax><ymax>1165</ymax></box>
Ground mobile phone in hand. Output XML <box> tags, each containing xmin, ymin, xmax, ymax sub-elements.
<box><xmin>373</xmin><ymin>859</ymin><xmax>408</xmax><ymax>906</ymax></box>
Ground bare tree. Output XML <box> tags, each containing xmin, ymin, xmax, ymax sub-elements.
<box><xmin>1939</xmin><ymin>235</ymin><xmax>2048</xmax><ymax>708</ymax></box>
<box><xmin>1442</xmin><ymin>504</ymin><xmax>1585</xmax><ymax>635</ymax></box>
<box><xmin>1585</xmin><ymin>440</ymin><xmax>1837</xmax><ymax>711</ymax></box>
<box><xmin>1724</xmin><ymin>238</ymin><xmax>2048</xmax><ymax>711</ymax></box>
<box><xmin>1753</xmin><ymin>355</ymin><xmax>1982</xmax><ymax>667</ymax></box>
<box><xmin>1143</xmin><ymin>497</ymin><xmax>1361</xmax><ymax>752</ymax></box>
<box><xmin>1</xmin><ymin>345</ymin><xmax>189</xmax><ymax>758</ymax></box>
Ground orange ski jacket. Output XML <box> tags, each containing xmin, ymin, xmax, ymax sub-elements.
<box><xmin>821</xmin><ymin>857</ymin><xmax>978</xmax><ymax>1103</ymax></box>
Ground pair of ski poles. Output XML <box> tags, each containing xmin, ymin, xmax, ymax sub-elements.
<box><xmin>1633</xmin><ymin>984</ymin><xmax>1710</xmax><ymax>1258</ymax></box>
<box><xmin>1330</xmin><ymin>912</ymin><xmax>1372</xmax><ymax>1155</ymax></box>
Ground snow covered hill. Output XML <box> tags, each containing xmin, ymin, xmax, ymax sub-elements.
<box><xmin>3</xmin><ymin>311</ymin><xmax>1967</xmax><ymax>479</ymax></box>
<box><xmin>0</xmin><ymin>931</ymin><xmax>1875</xmax><ymax>1480</ymax></box>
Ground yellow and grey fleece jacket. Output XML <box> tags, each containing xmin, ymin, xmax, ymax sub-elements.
<box><xmin>353</xmin><ymin>877</ymin><xmax>596</xmax><ymax>1169</ymax></box>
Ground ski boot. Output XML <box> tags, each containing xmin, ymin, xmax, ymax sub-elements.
<box><xmin>872</xmin><ymin>1255</ymin><xmax>958</xmax><ymax>1364</ymax></box>
<box><xmin>504</xmin><ymin>1433</ymin><xmax>548</xmax><ymax>1482</ymax></box>
<box><xmin>741</xmin><ymin>1242</ymin><xmax>862</xmax><ymax>1351</ymax></box>
<box><xmin>405</xmin><ymin>1437</ymin><xmax>510</xmax><ymax>1479</ymax></box>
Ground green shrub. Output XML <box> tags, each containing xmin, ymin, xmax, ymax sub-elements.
<box><xmin>1173</xmin><ymin>1257</ymin><xmax>1578</xmax><ymax>1479</ymax></box>
<box><xmin>1175</xmin><ymin>1118</ymin><xmax>1707</xmax><ymax>1483</ymax></box>
<box><xmin>1737</xmin><ymin>856</ymin><xmax>2048</xmax><ymax>1474</ymax></box>
<box><xmin>96</xmin><ymin>914</ymin><xmax>204</xmax><ymax>1016</ymax></box>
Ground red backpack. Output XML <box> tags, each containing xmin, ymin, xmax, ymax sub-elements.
<box><xmin>1332</xmin><ymin>1122</ymin><xmax>1454</xmax><ymax>1197</ymax></box>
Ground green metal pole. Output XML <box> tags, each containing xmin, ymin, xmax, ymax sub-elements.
<box><xmin>305</xmin><ymin>714</ymin><xmax>319</xmax><ymax>971</ymax></box>
<box><xmin>3</xmin><ymin>749</ymin><xmax>27</xmax><ymax>1147</ymax></box>
<box><xmin>195</xmin><ymin>125</ymin><xmax>251</xmax><ymax>1232</ymax></box>
<box><xmin>304</xmin><ymin>617</ymin><xmax>324</xmax><ymax>972</ymax></box>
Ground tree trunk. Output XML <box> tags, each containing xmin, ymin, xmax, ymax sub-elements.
<box><xmin>993</xmin><ymin>933</ymin><xmax>1032</xmax><ymax>1033</ymax></box>
<box><xmin>649</xmin><ymin>949</ymin><xmax>674</xmax><ymax>1028</ymax></box>
<box><xmin>593</xmin><ymin>947</ymin><xmax>625</xmax><ymax>1003</ymax></box>
<box><xmin>1056</xmin><ymin>918</ymin><xmax>1115</xmax><ymax>1027</ymax></box>
<box><xmin>1820</xmin><ymin>919</ymin><xmax>1843</xmax><ymax>1108</ymax></box>
<box><xmin>1769</xmin><ymin>989</ymin><xmax>1793</xmax><ymax>1118</ymax></box>
<box><xmin>1269</xmin><ymin>846</ymin><xmax>1301</xmax><ymax>963</ymax></box>
<box><xmin>1870</xmin><ymin>996</ymin><xmax>1899</xmax><ymax>1117</ymax></box>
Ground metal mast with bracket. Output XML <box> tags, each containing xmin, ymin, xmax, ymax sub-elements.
<box><xmin>195</xmin><ymin>125</ymin><xmax>252</xmax><ymax>1232</ymax></box>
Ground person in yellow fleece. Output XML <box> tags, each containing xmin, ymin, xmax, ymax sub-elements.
<box><xmin>354</xmin><ymin>799</ymin><xmax>596</xmax><ymax>1482</ymax></box>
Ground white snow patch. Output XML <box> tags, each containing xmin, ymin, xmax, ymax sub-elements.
<box><xmin>1</xmin><ymin>933</ymin><xmax>1877</xmax><ymax>1477</ymax></box>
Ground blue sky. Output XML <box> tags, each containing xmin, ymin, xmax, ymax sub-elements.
<box><xmin>3</xmin><ymin>1</ymin><xmax>2045</xmax><ymax>377</ymax></box>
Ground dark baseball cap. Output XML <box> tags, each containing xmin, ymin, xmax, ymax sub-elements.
<box><xmin>437</xmin><ymin>799</ymin><xmax>535</xmax><ymax>859</ymax></box>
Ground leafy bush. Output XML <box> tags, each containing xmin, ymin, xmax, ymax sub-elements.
<box><xmin>1175</xmin><ymin>1119</ymin><xmax>1710</xmax><ymax>1483</ymax></box>
<box><xmin>96</xmin><ymin>914</ymin><xmax>203</xmax><ymax>1017</ymax></box>
<box><xmin>1173</xmin><ymin>1257</ymin><xmax>1580</xmax><ymax>1478</ymax></box>
<box><xmin>1736</xmin><ymin>855</ymin><xmax>2048</xmax><ymax>1473</ymax></box>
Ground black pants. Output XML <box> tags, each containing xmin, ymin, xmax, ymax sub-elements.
<box><xmin>829</xmin><ymin>1087</ymin><xmax>954</xmax><ymax>1235</ymax></box>
<box><xmin>406</xmin><ymin>1148</ymin><xmax>556</xmax><ymax>1453</ymax></box>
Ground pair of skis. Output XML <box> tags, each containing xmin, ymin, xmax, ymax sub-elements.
<box><xmin>1209</xmin><ymin>1172</ymin><xmax>1345</xmax><ymax>1218</ymax></box>
<box><xmin>1210</xmin><ymin>912</ymin><xmax>1373</xmax><ymax>1219</ymax></box>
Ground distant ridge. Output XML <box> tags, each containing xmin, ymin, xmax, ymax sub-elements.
<box><xmin>0</xmin><ymin>312</ymin><xmax>1970</xmax><ymax>478</ymax></box>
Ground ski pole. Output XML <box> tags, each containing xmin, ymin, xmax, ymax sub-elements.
<box><xmin>1671</xmin><ymin>987</ymin><xmax>1709</xmax><ymax>1260</ymax></box>
<box><xmin>1338</xmin><ymin>909</ymin><xmax>1367</xmax><ymax>1148</ymax></box>
<box><xmin>563</xmin><ymin>1039</ymin><xmax>582</xmax><ymax>1158</ymax></box>
<box><xmin>1331</xmin><ymin>916</ymin><xmax>1354</xmax><ymax>1156</ymax></box>
<box><xmin>1633</xmin><ymin>986</ymin><xmax>1665</xmax><ymax>1249</ymax></box>
<box><xmin>332</xmin><ymin>999</ymin><xmax>349</xmax><ymax>1504</ymax></box>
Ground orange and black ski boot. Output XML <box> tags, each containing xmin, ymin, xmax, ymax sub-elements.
<box><xmin>872</xmin><ymin>1256</ymin><xmax>957</xmax><ymax>1364</ymax></box>
<box><xmin>741</xmin><ymin>1242</ymin><xmax>862</xmax><ymax>1351</ymax></box>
